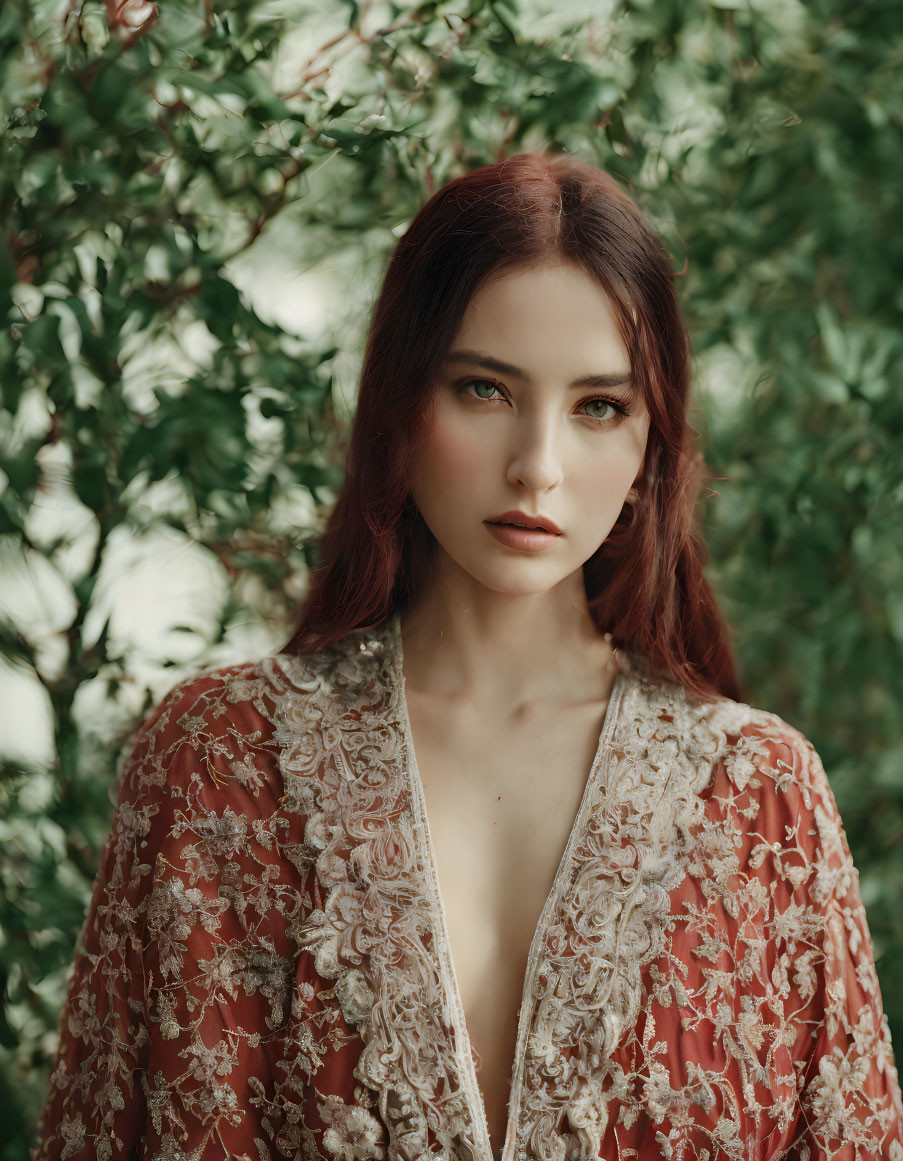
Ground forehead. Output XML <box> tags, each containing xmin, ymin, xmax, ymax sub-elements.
<box><xmin>444</xmin><ymin>261</ymin><xmax>633</xmax><ymax>387</ymax></box>
<box><xmin>451</xmin><ymin>260</ymin><xmax>628</xmax><ymax>363</ymax></box>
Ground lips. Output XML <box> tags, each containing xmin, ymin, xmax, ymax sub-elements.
<box><xmin>486</xmin><ymin>510</ymin><xmax>562</xmax><ymax>535</ymax></box>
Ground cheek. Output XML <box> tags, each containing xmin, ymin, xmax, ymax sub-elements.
<box><xmin>579</xmin><ymin>441</ymin><xmax>644</xmax><ymax>507</ymax></box>
<box><xmin>419</xmin><ymin>412</ymin><xmax>486</xmax><ymax>486</ymax></box>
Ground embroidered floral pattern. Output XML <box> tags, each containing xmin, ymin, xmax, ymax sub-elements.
<box><xmin>31</xmin><ymin>615</ymin><xmax>903</xmax><ymax>1161</ymax></box>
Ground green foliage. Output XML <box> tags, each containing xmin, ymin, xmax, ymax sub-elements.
<box><xmin>1</xmin><ymin>0</ymin><xmax>901</xmax><ymax>1151</ymax></box>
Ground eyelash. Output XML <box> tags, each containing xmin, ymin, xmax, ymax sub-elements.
<box><xmin>455</xmin><ymin>378</ymin><xmax>630</xmax><ymax>426</ymax></box>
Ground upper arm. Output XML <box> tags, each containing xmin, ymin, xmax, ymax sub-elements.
<box><xmin>741</xmin><ymin>724</ymin><xmax>903</xmax><ymax>1159</ymax></box>
<box><xmin>31</xmin><ymin>664</ymin><xmax>321</xmax><ymax>1161</ymax></box>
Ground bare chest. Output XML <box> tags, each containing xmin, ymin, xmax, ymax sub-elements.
<box><xmin>405</xmin><ymin>693</ymin><xmax>611</xmax><ymax>1152</ymax></box>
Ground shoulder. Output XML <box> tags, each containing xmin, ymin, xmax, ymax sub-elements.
<box><xmin>118</xmin><ymin>621</ymin><xmax>394</xmax><ymax>800</ymax></box>
<box><xmin>120</xmin><ymin>654</ymin><xmax>298</xmax><ymax>775</ymax></box>
<box><xmin>621</xmin><ymin>662</ymin><xmax>864</xmax><ymax>933</ymax></box>
<box><xmin>620</xmin><ymin>656</ymin><xmax>835</xmax><ymax>818</ymax></box>
<box><xmin>129</xmin><ymin>625</ymin><xmax>379</xmax><ymax>750</ymax></box>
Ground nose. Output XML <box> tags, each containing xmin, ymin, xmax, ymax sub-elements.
<box><xmin>505</xmin><ymin>410</ymin><xmax>565</xmax><ymax>493</ymax></box>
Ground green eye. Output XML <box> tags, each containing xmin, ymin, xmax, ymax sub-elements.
<box><xmin>582</xmin><ymin>399</ymin><xmax>619</xmax><ymax>422</ymax></box>
<box><xmin>463</xmin><ymin>379</ymin><xmax>502</xmax><ymax>400</ymax></box>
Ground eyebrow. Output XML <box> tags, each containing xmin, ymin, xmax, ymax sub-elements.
<box><xmin>443</xmin><ymin>348</ymin><xmax>634</xmax><ymax>391</ymax></box>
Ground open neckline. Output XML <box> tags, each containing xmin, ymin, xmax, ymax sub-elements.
<box><xmin>389</xmin><ymin>611</ymin><xmax>627</xmax><ymax>1161</ymax></box>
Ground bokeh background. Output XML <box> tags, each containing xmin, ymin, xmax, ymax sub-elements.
<box><xmin>2</xmin><ymin>0</ymin><xmax>901</xmax><ymax>1153</ymax></box>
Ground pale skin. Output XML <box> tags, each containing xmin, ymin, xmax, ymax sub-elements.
<box><xmin>401</xmin><ymin>258</ymin><xmax>651</xmax><ymax>1153</ymax></box>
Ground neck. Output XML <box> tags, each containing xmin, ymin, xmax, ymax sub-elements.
<box><xmin>399</xmin><ymin>562</ymin><xmax>617</xmax><ymax>714</ymax></box>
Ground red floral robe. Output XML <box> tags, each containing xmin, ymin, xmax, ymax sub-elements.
<box><xmin>31</xmin><ymin>613</ymin><xmax>903</xmax><ymax>1161</ymax></box>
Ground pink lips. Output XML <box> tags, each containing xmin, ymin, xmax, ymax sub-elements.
<box><xmin>484</xmin><ymin>521</ymin><xmax>561</xmax><ymax>552</ymax></box>
<box><xmin>486</xmin><ymin>509</ymin><xmax>563</xmax><ymax>535</ymax></box>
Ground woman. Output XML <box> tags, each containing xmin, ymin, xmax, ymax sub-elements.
<box><xmin>32</xmin><ymin>152</ymin><xmax>903</xmax><ymax>1161</ymax></box>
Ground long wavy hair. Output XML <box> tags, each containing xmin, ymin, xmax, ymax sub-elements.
<box><xmin>283</xmin><ymin>151</ymin><xmax>743</xmax><ymax>702</ymax></box>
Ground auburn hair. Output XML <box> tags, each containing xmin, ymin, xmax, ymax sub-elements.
<box><xmin>283</xmin><ymin>151</ymin><xmax>743</xmax><ymax>703</ymax></box>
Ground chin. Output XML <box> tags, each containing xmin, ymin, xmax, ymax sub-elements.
<box><xmin>472</xmin><ymin>564</ymin><xmax>568</xmax><ymax>595</ymax></box>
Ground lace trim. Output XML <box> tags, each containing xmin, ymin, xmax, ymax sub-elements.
<box><xmin>518</xmin><ymin>672</ymin><xmax>757</xmax><ymax>1161</ymax></box>
<box><xmin>282</xmin><ymin>616</ymin><xmax>477</xmax><ymax>1161</ymax></box>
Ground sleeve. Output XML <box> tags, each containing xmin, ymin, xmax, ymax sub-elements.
<box><xmin>760</xmin><ymin>726</ymin><xmax>903</xmax><ymax>1160</ymax></box>
<box><xmin>30</xmin><ymin>664</ymin><xmax>324</xmax><ymax>1161</ymax></box>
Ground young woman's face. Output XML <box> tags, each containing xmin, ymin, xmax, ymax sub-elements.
<box><xmin>409</xmin><ymin>259</ymin><xmax>651</xmax><ymax>597</ymax></box>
